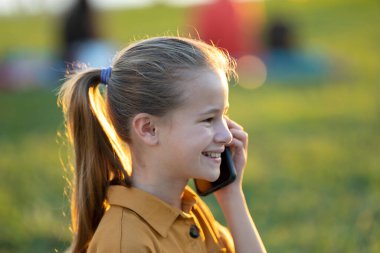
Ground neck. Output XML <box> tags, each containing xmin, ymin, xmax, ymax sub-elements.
<box><xmin>131</xmin><ymin>168</ymin><xmax>188</xmax><ymax>210</ymax></box>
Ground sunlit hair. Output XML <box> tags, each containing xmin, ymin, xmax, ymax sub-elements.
<box><xmin>58</xmin><ymin>36</ymin><xmax>236</xmax><ymax>253</ymax></box>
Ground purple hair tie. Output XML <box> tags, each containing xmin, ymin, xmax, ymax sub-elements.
<box><xmin>100</xmin><ymin>67</ymin><xmax>112</xmax><ymax>84</ymax></box>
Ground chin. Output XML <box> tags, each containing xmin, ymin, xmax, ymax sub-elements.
<box><xmin>192</xmin><ymin>164</ymin><xmax>220</xmax><ymax>182</ymax></box>
<box><xmin>206</xmin><ymin>169</ymin><xmax>220</xmax><ymax>182</ymax></box>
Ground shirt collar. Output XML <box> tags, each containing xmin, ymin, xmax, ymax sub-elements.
<box><xmin>107</xmin><ymin>185</ymin><xmax>198</xmax><ymax>237</ymax></box>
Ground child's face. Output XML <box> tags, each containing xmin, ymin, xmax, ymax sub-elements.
<box><xmin>157</xmin><ymin>69</ymin><xmax>232</xmax><ymax>182</ymax></box>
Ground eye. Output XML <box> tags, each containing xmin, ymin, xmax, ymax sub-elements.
<box><xmin>203</xmin><ymin>117</ymin><xmax>214</xmax><ymax>123</ymax></box>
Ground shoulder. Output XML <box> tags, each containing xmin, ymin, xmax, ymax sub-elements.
<box><xmin>120</xmin><ymin>207</ymin><xmax>161</xmax><ymax>252</ymax></box>
<box><xmin>88</xmin><ymin>206</ymin><xmax>160</xmax><ymax>253</ymax></box>
<box><xmin>87</xmin><ymin>206</ymin><xmax>123</xmax><ymax>253</ymax></box>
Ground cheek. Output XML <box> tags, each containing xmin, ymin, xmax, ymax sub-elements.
<box><xmin>193</xmin><ymin>125</ymin><xmax>214</xmax><ymax>138</ymax></box>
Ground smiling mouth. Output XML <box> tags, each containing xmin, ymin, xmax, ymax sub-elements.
<box><xmin>202</xmin><ymin>152</ymin><xmax>221</xmax><ymax>158</ymax></box>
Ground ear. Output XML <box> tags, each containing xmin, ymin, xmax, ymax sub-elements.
<box><xmin>131</xmin><ymin>113</ymin><xmax>158</xmax><ymax>145</ymax></box>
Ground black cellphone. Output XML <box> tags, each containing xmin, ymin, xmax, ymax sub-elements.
<box><xmin>194</xmin><ymin>147</ymin><xmax>236</xmax><ymax>196</ymax></box>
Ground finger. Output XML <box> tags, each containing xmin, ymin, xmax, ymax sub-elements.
<box><xmin>225</xmin><ymin>117</ymin><xmax>244</xmax><ymax>130</ymax></box>
<box><xmin>229</xmin><ymin>128</ymin><xmax>248</xmax><ymax>141</ymax></box>
<box><xmin>229</xmin><ymin>138</ymin><xmax>244</xmax><ymax>149</ymax></box>
<box><xmin>229</xmin><ymin>128</ymin><xmax>248</xmax><ymax>147</ymax></box>
<box><xmin>228</xmin><ymin>138</ymin><xmax>246</xmax><ymax>157</ymax></box>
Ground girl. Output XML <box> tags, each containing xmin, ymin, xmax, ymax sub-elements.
<box><xmin>59</xmin><ymin>36</ymin><xmax>266</xmax><ymax>253</ymax></box>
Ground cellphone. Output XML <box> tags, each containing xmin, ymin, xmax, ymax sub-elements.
<box><xmin>194</xmin><ymin>147</ymin><xmax>236</xmax><ymax>196</ymax></box>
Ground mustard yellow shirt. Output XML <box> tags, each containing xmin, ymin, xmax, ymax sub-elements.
<box><xmin>87</xmin><ymin>185</ymin><xmax>235</xmax><ymax>253</ymax></box>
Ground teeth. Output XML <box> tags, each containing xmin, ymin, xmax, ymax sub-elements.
<box><xmin>203</xmin><ymin>152</ymin><xmax>221</xmax><ymax>158</ymax></box>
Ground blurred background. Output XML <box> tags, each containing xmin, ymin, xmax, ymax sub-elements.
<box><xmin>0</xmin><ymin>0</ymin><xmax>379</xmax><ymax>252</ymax></box>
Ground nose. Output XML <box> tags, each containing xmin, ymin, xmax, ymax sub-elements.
<box><xmin>214</xmin><ymin>119</ymin><xmax>233</xmax><ymax>145</ymax></box>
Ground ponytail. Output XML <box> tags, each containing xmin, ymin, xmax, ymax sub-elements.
<box><xmin>58</xmin><ymin>69</ymin><xmax>131</xmax><ymax>253</ymax></box>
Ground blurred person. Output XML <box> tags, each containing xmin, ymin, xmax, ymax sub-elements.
<box><xmin>60</xmin><ymin>0</ymin><xmax>115</xmax><ymax>69</ymax></box>
<box><xmin>61</xmin><ymin>0</ymin><xmax>98</xmax><ymax>64</ymax></box>
<box><xmin>0</xmin><ymin>48</ymin><xmax>57</xmax><ymax>90</ymax></box>
<box><xmin>58</xmin><ymin>36</ymin><xmax>267</xmax><ymax>253</ymax></box>
<box><xmin>188</xmin><ymin>0</ymin><xmax>265</xmax><ymax>58</ymax></box>
<box><xmin>263</xmin><ymin>18</ymin><xmax>329</xmax><ymax>83</ymax></box>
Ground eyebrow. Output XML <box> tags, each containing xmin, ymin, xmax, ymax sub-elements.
<box><xmin>199</xmin><ymin>105</ymin><xmax>229</xmax><ymax>115</ymax></box>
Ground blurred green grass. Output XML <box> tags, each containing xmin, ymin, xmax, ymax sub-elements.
<box><xmin>0</xmin><ymin>0</ymin><xmax>379</xmax><ymax>252</ymax></box>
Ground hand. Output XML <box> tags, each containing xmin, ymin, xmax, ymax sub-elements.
<box><xmin>215</xmin><ymin>117</ymin><xmax>248</xmax><ymax>198</ymax></box>
<box><xmin>213</xmin><ymin>119</ymin><xmax>267</xmax><ymax>253</ymax></box>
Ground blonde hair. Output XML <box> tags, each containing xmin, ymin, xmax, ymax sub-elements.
<box><xmin>58</xmin><ymin>36</ymin><xmax>236</xmax><ymax>253</ymax></box>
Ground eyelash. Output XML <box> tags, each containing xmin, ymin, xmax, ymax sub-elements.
<box><xmin>203</xmin><ymin>112</ymin><xmax>229</xmax><ymax>124</ymax></box>
<box><xmin>204</xmin><ymin>117</ymin><xmax>214</xmax><ymax>123</ymax></box>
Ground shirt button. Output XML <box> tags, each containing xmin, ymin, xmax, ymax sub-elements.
<box><xmin>189</xmin><ymin>224</ymin><xmax>200</xmax><ymax>238</ymax></box>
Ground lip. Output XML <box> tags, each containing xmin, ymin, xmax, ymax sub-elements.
<box><xmin>203</xmin><ymin>155</ymin><xmax>222</xmax><ymax>165</ymax></box>
<box><xmin>202</xmin><ymin>147</ymin><xmax>225</xmax><ymax>154</ymax></box>
<box><xmin>201</xmin><ymin>148</ymin><xmax>224</xmax><ymax>164</ymax></box>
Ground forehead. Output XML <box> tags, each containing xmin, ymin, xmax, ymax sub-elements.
<box><xmin>178</xmin><ymin>69</ymin><xmax>229</xmax><ymax>112</ymax></box>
